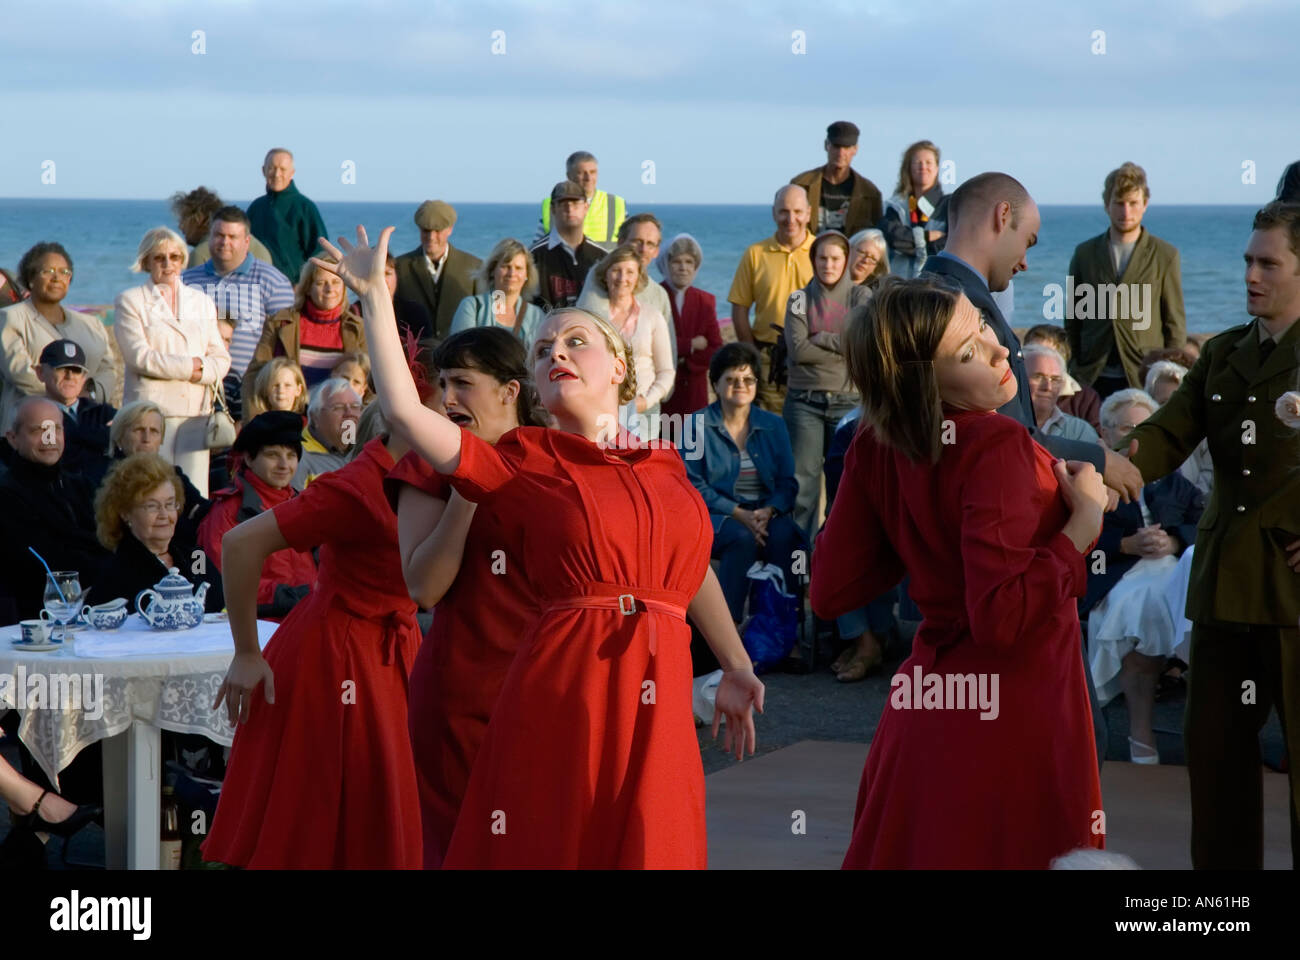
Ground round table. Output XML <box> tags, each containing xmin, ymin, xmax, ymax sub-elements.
<box><xmin>0</xmin><ymin>615</ymin><xmax>279</xmax><ymax>869</ymax></box>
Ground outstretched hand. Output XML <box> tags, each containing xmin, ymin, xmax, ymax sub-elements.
<box><xmin>310</xmin><ymin>226</ymin><xmax>395</xmax><ymax>298</ymax></box>
<box><xmin>712</xmin><ymin>667</ymin><xmax>764</xmax><ymax>760</ymax></box>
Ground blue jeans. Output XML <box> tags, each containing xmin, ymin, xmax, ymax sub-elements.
<box><xmin>783</xmin><ymin>389</ymin><xmax>859</xmax><ymax>542</ymax></box>
<box><xmin>836</xmin><ymin>587</ymin><xmax>898</xmax><ymax>641</ymax></box>
<box><xmin>712</xmin><ymin>512</ymin><xmax>805</xmax><ymax>623</ymax></box>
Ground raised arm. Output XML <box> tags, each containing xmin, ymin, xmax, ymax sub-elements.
<box><xmin>396</xmin><ymin>484</ymin><xmax>476</xmax><ymax>608</ymax></box>
<box><xmin>312</xmin><ymin>227</ymin><xmax>462</xmax><ymax>472</ymax></box>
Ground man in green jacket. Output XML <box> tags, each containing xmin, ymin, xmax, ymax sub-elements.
<box><xmin>1119</xmin><ymin>201</ymin><xmax>1300</xmax><ymax>869</ymax></box>
<box><xmin>246</xmin><ymin>148</ymin><xmax>329</xmax><ymax>284</ymax></box>
<box><xmin>1065</xmin><ymin>162</ymin><xmax>1187</xmax><ymax>397</ymax></box>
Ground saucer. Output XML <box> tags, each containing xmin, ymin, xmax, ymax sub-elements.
<box><xmin>10</xmin><ymin>639</ymin><xmax>64</xmax><ymax>652</ymax></box>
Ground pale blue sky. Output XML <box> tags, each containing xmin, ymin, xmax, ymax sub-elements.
<box><xmin>2</xmin><ymin>0</ymin><xmax>1296</xmax><ymax>204</ymax></box>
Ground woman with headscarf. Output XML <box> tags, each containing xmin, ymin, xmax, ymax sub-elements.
<box><xmin>782</xmin><ymin>230</ymin><xmax>868</xmax><ymax>541</ymax></box>
<box><xmin>655</xmin><ymin>234</ymin><xmax>721</xmax><ymax>419</ymax></box>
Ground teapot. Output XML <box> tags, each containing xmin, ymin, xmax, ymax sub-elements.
<box><xmin>135</xmin><ymin>568</ymin><xmax>208</xmax><ymax>631</ymax></box>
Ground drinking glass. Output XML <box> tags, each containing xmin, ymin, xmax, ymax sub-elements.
<box><xmin>42</xmin><ymin>571</ymin><xmax>83</xmax><ymax>646</ymax></box>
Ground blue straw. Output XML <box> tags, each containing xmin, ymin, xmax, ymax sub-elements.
<box><xmin>27</xmin><ymin>546</ymin><xmax>67</xmax><ymax>603</ymax></box>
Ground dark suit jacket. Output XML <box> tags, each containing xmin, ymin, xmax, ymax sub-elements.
<box><xmin>1125</xmin><ymin>317</ymin><xmax>1300</xmax><ymax>625</ymax></box>
<box><xmin>1066</xmin><ymin>228</ymin><xmax>1186</xmax><ymax>387</ymax></box>
<box><xmin>60</xmin><ymin>397</ymin><xmax>115</xmax><ymax>479</ymax></box>
<box><xmin>393</xmin><ymin>245</ymin><xmax>483</xmax><ymax>339</ymax></box>
<box><xmin>1080</xmin><ymin>471</ymin><xmax>1204</xmax><ymax>614</ymax></box>
<box><xmin>921</xmin><ymin>254</ymin><xmax>1106</xmax><ymax>471</ymax></box>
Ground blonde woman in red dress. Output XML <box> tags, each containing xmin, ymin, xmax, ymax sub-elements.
<box><xmin>318</xmin><ymin>226</ymin><xmax>764</xmax><ymax>869</ymax></box>
<box><xmin>812</xmin><ymin>277</ymin><xmax>1107</xmax><ymax>868</ymax></box>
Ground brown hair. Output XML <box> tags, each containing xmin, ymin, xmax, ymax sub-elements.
<box><xmin>94</xmin><ymin>453</ymin><xmax>184</xmax><ymax>550</ymax></box>
<box><xmin>843</xmin><ymin>275</ymin><xmax>962</xmax><ymax>464</ymax></box>
<box><xmin>895</xmin><ymin>140</ymin><xmax>941</xmax><ymax>198</ymax></box>
<box><xmin>616</xmin><ymin>212</ymin><xmax>663</xmax><ymax>243</ymax></box>
<box><xmin>591</xmin><ymin>244</ymin><xmax>648</xmax><ymax>297</ymax></box>
<box><xmin>169</xmin><ymin>187</ymin><xmax>223</xmax><ymax>246</ymax></box>
<box><xmin>249</xmin><ymin>357</ymin><xmax>308</xmax><ymax>418</ymax></box>
<box><xmin>1253</xmin><ymin>201</ymin><xmax>1300</xmax><ymax>264</ymax></box>
<box><xmin>1024</xmin><ymin>323</ymin><xmax>1071</xmax><ymax>363</ymax></box>
<box><xmin>1102</xmin><ymin>162</ymin><xmax>1150</xmax><ymax>206</ymax></box>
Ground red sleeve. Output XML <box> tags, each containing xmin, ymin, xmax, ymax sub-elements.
<box><xmin>958</xmin><ymin>420</ymin><xmax>1086</xmax><ymax>649</ymax></box>
<box><xmin>689</xmin><ymin>293</ymin><xmax>722</xmax><ymax>374</ymax></box>
<box><xmin>447</xmin><ymin>426</ymin><xmax>528</xmax><ymax>503</ymax></box>
<box><xmin>382</xmin><ymin>450</ymin><xmax>450</xmax><ymax>513</ymax></box>
<box><xmin>273</xmin><ymin>473</ymin><xmax>353</xmax><ymax>552</ymax></box>
<box><xmin>196</xmin><ymin>496</ymin><xmax>237</xmax><ymax>573</ymax></box>
<box><xmin>810</xmin><ymin>433</ymin><xmax>905</xmax><ymax>619</ymax></box>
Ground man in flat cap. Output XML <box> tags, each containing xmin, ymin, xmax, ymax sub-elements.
<box><xmin>393</xmin><ymin>200</ymin><xmax>483</xmax><ymax>339</ymax></box>
<box><xmin>33</xmin><ymin>338</ymin><xmax>115</xmax><ymax>479</ymax></box>
<box><xmin>789</xmin><ymin>121</ymin><xmax>882</xmax><ymax>236</ymax></box>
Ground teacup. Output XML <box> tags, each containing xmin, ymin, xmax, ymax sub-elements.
<box><xmin>82</xmin><ymin>598</ymin><xmax>129</xmax><ymax>631</ymax></box>
<box><xmin>19</xmin><ymin>620</ymin><xmax>54</xmax><ymax>644</ymax></box>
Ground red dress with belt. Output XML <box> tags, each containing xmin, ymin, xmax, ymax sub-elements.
<box><xmin>811</xmin><ymin>409</ymin><xmax>1103</xmax><ymax>868</ymax></box>
<box><xmin>383</xmin><ymin>452</ymin><xmax>539</xmax><ymax>869</ymax></box>
<box><xmin>438</xmin><ymin>425</ymin><xmax>712</xmax><ymax>868</ymax></box>
<box><xmin>202</xmin><ymin>439</ymin><xmax>423</xmax><ymax>869</ymax></box>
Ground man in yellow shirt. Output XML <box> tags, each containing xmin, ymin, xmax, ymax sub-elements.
<box><xmin>536</xmin><ymin>151</ymin><xmax>626</xmax><ymax>247</ymax></box>
<box><xmin>728</xmin><ymin>185</ymin><xmax>815</xmax><ymax>412</ymax></box>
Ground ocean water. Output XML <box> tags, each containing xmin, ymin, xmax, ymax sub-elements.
<box><xmin>0</xmin><ymin>198</ymin><xmax>1263</xmax><ymax>334</ymax></box>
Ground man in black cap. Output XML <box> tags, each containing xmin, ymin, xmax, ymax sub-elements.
<box><xmin>33</xmin><ymin>339</ymin><xmax>115</xmax><ymax>479</ymax></box>
<box><xmin>393</xmin><ymin>199</ymin><xmax>483</xmax><ymax>339</ymax></box>
<box><xmin>790</xmin><ymin>121</ymin><xmax>883</xmax><ymax>236</ymax></box>
<box><xmin>529</xmin><ymin>181</ymin><xmax>607</xmax><ymax>311</ymax></box>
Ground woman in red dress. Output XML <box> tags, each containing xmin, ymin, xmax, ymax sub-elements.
<box><xmin>811</xmin><ymin>277</ymin><xmax>1107</xmax><ymax>869</ymax></box>
<box><xmin>203</xmin><ymin>395</ymin><xmax>433</xmax><ymax>868</ymax></box>
<box><xmin>384</xmin><ymin>327</ymin><xmax>549</xmax><ymax>868</ymax></box>
<box><xmin>321</xmin><ymin>226</ymin><xmax>765</xmax><ymax>869</ymax></box>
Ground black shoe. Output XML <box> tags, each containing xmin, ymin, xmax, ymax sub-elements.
<box><xmin>12</xmin><ymin>790</ymin><xmax>102</xmax><ymax>839</ymax></box>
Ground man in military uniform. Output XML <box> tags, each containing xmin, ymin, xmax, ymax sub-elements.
<box><xmin>1119</xmin><ymin>202</ymin><xmax>1300</xmax><ymax>868</ymax></box>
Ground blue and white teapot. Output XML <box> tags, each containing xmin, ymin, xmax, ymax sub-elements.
<box><xmin>135</xmin><ymin>568</ymin><xmax>208</xmax><ymax>631</ymax></box>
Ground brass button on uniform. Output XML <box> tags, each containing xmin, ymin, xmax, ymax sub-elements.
<box><xmin>1247</xmin><ymin>395</ymin><xmax>1257</xmax><ymax>403</ymax></box>
<box><xmin>1212</xmin><ymin>394</ymin><xmax>1222</xmax><ymax>401</ymax></box>
<box><xmin>1242</xmin><ymin>468</ymin><xmax>1251</xmax><ymax>476</ymax></box>
<box><xmin>1237</xmin><ymin>505</ymin><xmax>1246</xmax><ymax>513</ymax></box>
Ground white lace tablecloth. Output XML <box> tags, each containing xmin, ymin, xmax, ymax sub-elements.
<box><xmin>0</xmin><ymin>615</ymin><xmax>279</xmax><ymax>789</ymax></box>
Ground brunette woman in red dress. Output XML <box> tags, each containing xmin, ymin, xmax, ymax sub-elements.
<box><xmin>811</xmin><ymin>277</ymin><xmax>1107</xmax><ymax>869</ymax></box>
<box><xmin>384</xmin><ymin>327</ymin><xmax>549</xmax><ymax>868</ymax></box>
<box><xmin>319</xmin><ymin>226</ymin><xmax>765</xmax><ymax>869</ymax></box>
<box><xmin>203</xmin><ymin>385</ymin><xmax>437</xmax><ymax>869</ymax></box>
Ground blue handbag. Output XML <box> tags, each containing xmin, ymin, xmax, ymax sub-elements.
<box><xmin>741</xmin><ymin>563</ymin><xmax>799</xmax><ymax>672</ymax></box>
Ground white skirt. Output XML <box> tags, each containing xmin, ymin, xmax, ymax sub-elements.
<box><xmin>1087</xmin><ymin>546</ymin><xmax>1194</xmax><ymax>705</ymax></box>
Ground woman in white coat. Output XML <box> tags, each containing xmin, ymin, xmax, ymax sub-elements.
<box><xmin>114</xmin><ymin>227</ymin><xmax>230</xmax><ymax>496</ymax></box>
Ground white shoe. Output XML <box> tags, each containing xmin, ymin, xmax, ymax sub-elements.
<box><xmin>1128</xmin><ymin>737</ymin><xmax>1160</xmax><ymax>765</ymax></box>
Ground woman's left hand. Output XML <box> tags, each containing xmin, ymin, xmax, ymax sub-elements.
<box><xmin>1275</xmin><ymin>391</ymin><xmax>1300</xmax><ymax>429</ymax></box>
<box><xmin>635</xmin><ymin>396</ymin><xmax>648</xmax><ymax>413</ymax></box>
<box><xmin>713</xmin><ymin>667</ymin><xmax>764</xmax><ymax>760</ymax></box>
<box><xmin>312</xmin><ymin>226</ymin><xmax>394</xmax><ymax>299</ymax></box>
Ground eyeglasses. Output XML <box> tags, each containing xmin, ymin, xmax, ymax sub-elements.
<box><xmin>723</xmin><ymin>376</ymin><xmax>758</xmax><ymax>389</ymax></box>
<box><xmin>326</xmin><ymin>403</ymin><xmax>363</xmax><ymax>414</ymax></box>
<box><xmin>149</xmin><ymin>253</ymin><xmax>186</xmax><ymax>264</ymax></box>
<box><xmin>1028</xmin><ymin>374</ymin><xmax>1064</xmax><ymax>387</ymax></box>
<box><xmin>136</xmin><ymin>500</ymin><xmax>179</xmax><ymax>516</ymax></box>
<box><xmin>37</xmin><ymin>268</ymin><xmax>73</xmax><ymax>278</ymax></box>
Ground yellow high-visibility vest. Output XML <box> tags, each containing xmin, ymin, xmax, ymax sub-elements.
<box><xmin>540</xmin><ymin>189</ymin><xmax>627</xmax><ymax>244</ymax></box>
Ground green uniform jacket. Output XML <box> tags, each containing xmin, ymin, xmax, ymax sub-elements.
<box><xmin>1123</xmin><ymin>318</ymin><xmax>1300</xmax><ymax>625</ymax></box>
<box><xmin>246</xmin><ymin>181</ymin><xmax>329</xmax><ymax>284</ymax></box>
<box><xmin>1065</xmin><ymin>227</ymin><xmax>1186</xmax><ymax>388</ymax></box>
